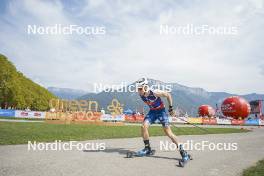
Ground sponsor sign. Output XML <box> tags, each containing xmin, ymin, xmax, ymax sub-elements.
<box><xmin>101</xmin><ymin>114</ymin><xmax>124</xmax><ymax>121</ymax></box>
<box><xmin>244</xmin><ymin>119</ymin><xmax>259</xmax><ymax>125</ymax></box>
<box><xmin>15</xmin><ymin>110</ymin><xmax>46</xmax><ymax>118</ymax></box>
<box><xmin>231</xmin><ymin>119</ymin><xmax>244</xmax><ymax>125</ymax></box>
<box><xmin>216</xmin><ymin>118</ymin><xmax>232</xmax><ymax>125</ymax></box>
<box><xmin>0</xmin><ymin>109</ymin><xmax>15</xmax><ymax>117</ymax></box>
<box><xmin>187</xmin><ymin>117</ymin><xmax>202</xmax><ymax>124</ymax></box>
<box><xmin>258</xmin><ymin>119</ymin><xmax>264</xmax><ymax>126</ymax></box>
<box><xmin>202</xmin><ymin>118</ymin><xmax>217</xmax><ymax>125</ymax></box>
<box><xmin>170</xmin><ymin>116</ymin><xmax>187</xmax><ymax>123</ymax></box>
<box><xmin>124</xmin><ymin>115</ymin><xmax>144</xmax><ymax>122</ymax></box>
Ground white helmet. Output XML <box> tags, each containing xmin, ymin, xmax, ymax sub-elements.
<box><xmin>136</xmin><ymin>77</ymin><xmax>148</xmax><ymax>88</ymax></box>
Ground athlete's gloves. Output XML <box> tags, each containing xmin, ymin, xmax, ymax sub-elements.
<box><xmin>168</xmin><ymin>105</ymin><xmax>175</xmax><ymax>116</ymax></box>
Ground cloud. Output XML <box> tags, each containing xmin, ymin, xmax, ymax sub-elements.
<box><xmin>0</xmin><ymin>0</ymin><xmax>263</xmax><ymax>94</ymax></box>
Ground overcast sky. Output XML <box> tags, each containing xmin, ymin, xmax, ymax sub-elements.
<box><xmin>0</xmin><ymin>0</ymin><xmax>263</xmax><ymax>94</ymax></box>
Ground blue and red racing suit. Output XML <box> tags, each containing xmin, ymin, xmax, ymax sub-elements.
<box><xmin>140</xmin><ymin>89</ymin><xmax>169</xmax><ymax>127</ymax></box>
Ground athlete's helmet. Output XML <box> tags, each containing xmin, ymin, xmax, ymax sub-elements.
<box><xmin>136</xmin><ymin>77</ymin><xmax>148</xmax><ymax>88</ymax></box>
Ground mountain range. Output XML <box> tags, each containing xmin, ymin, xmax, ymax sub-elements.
<box><xmin>70</xmin><ymin>79</ymin><xmax>264</xmax><ymax>116</ymax></box>
<box><xmin>47</xmin><ymin>87</ymin><xmax>88</xmax><ymax>100</ymax></box>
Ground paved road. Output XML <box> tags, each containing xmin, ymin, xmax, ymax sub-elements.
<box><xmin>0</xmin><ymin>127</ymin><xmax>264</xmax><ymax>176</ymax></box>
<box><xmin>126</xmin><ymin>122</ymin><xmax>259</xmax><ymax>129</ymax></box>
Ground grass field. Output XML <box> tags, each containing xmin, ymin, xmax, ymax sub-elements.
<box><xmin>0</xmin><ymin>121</ymin><xmax>249</xmax><ymax>145</ymax></box>
<box><xmin>242</xmin><ymin>159</ymin><xmax>264</xmax><ymax>176</ymax></box>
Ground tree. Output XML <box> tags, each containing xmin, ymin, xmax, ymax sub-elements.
<box><xmin>0</xmin><ymin>54</ymin><xmax>56</xmax><ymax>110</ymax></box>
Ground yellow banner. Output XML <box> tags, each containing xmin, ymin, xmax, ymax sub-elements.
<box><xmin>187</xmin><ymin>117</ymin><xmax>202</xmax><ymax>124</ymax></box>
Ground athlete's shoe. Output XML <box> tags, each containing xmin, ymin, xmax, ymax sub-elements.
<box><xmin>179</xmin><ymin>144</ymin><xmax>189</xmax><ymax>161</ymax></box>
<box><xmin>136</xmin><ymin>147</ymin><xmax>152</xmax><ymax>156</ymax></box>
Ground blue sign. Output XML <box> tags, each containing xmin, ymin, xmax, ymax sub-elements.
<box><xmin>0</xmin><ymin>109</ymin><xmax>15</xmax><ymax>117</ymax></box>
<box><xmin>244</xmin><ymin>119</ymin><xmax>259</xmax><ymax>125</ymax></box>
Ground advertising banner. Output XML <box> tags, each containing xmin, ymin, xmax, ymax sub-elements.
<box><xmin>135</xmin><ymin>115</ymin><xmax>144</xmax><ymax>122</ymax></box>
<box><xmin>258</xmin><ymin>119</ymin><xmax>264</xmax><ymax>126</ymax></box>
<box><xmin>202</xmin><ymin>118</ymin><xmax>217</xmax><ymax>125</ymax></box>
<box><xmin>244</xmin><ymin>119</ymin><xmax>259</xmax><ymax>125</ymax></box>
<box><xmin>170</xmin><ymin>116</ymin><xmax>187</xmax><ymax>123</ymax></box>
<box><xmin>114</xmin><ymin>115</ymin><xmax>125</xmax><ymax>121</ymax></box>
<box><xmin>124</xmin><ymin>115</ymin><xmax>144</xmax><ymax>122</ymax></box>
<box><xmin>101</xmin><ymin>114</ymin><xmax>124</xmax><ymax>121</ymax></box>
<box><xmin>15</xmin><ymin>110</ymin><xmax>46</xmax><ymax>118</ymax></box>
<box><xmin>187</xmin><ymin>117</ymin><xmax>202</xmax><ymax>124</ymax></box>
<box><xmin>216</xmin><ymin>118</ymin><xmax>232</xmax><ymax>125</ymax></box>
<box><xmin>124</xmin><ymin>115</ymin><xmax>136</xmax><ymax>122</ymax></box>
<box><xmin>231</xmin><ymin>119</ymin><xmax>244</xmax><ymax>125</ymax></box>
<box><xmin>0</xmin><ymin>109</ymin><xmax>15</xmax><ymax>117</ymax></box>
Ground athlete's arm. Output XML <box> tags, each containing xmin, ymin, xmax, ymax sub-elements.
<box><xmin>153</xmin><ymin>89</ymin><xmax>173</xmax><ymax>107</ymax></box>
<box><xmin>153</xmin><ymin>89</ymin><xmax>175</xmax><ymax>116</ymax></box>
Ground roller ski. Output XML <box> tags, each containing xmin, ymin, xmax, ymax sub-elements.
<box><xmin>126</xmin><ymin>148</ymin><xmax>155</xmax><ymax>158</ymax></box>
<box><xmin>178</xmin><ymin>144</ymin><xmax>193</xmax><ymax>167</ymax></box>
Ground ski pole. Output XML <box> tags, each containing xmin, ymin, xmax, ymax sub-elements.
<box><xmin>172</xmin><ymin>116</ymin><xmax>210</xmax><ymax>134</ymax></box>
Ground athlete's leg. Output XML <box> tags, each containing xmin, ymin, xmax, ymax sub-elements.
<box><xmin>163</xmin><ymin>125</ymin><xmax>189</xmax><ymax>160</ymax></box>
<box><xmin>141</xmin><ymin>121</ymin><xmax>150</xmax><ymax>141</ymax></box>
<box><xmin>163</xmin><ymin>126</ymin><xmax>179</xmax><ymax>148</ymax></box>
<box><xmin>140</xmin><ymin>111</ymin><xmax>156</xmax><ymax>153</ymax></box>
<box><xmin>159</xmin><ymin>110</ymin><xmax>189</xmax><ymax>160</ymax></box>
<box><xmin>141</xmin><ymin>121</ymin><xmax>151</xmax><ymax>151</ymax></box>
<box><xmin>158</xmin><ymin>109</ymin><xmax>179</xmax><ymax>148</ymax></box>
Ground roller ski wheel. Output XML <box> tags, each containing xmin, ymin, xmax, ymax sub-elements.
<box><xmin>188</xmin><ymin>154</ymin><xmax>193</xmax><ymax>160</ymax></box>
<box><xmin>178</xmin><ymin>154</ymin><xmax>192</xmax><ymax>167</ymax></box>
<box><xmin>126</xmin><ymin>151</ymin><xmax>134</xmax><ymax>158</ymax></box>
<box><xmin>179</xmin><ymin>160</ymin><xmax>184</xmax><ymax>167</ymax></box>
